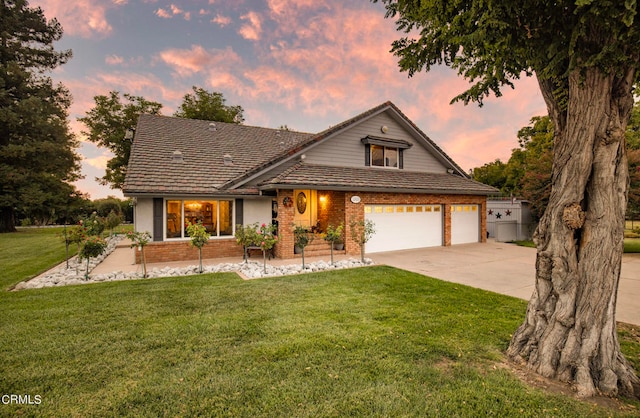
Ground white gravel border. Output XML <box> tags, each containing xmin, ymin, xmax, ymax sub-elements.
<box><xmin>14</xmin><ymin>236</ymin><xmax>374</xmax><ymax>290</ymax></box>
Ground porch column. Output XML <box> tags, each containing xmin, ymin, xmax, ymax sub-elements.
<box><xmin>443</xmin><ymin>203</ymin><xmax>452</xmax><ymax>246</ymax></box>
<box><xmin>344</xmin><ymin>192</ymin><xmax>364</xmax><ymax>257</ymax></box>
<box><xmin>274</xmin><ymin>190</ymin><xmax>295</xmax><ymax>258</ymax></box>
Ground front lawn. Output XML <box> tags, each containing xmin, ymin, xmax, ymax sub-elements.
<box><xmin>1</xmin><ymin>268</ymin><xmax>639</xmax><ymax>417</ymax></box>
<box><xmin>512</xmin><ymin>239</ymin><xmax>640</xmax><ymax>253</ymax></box>
<box><xmin>0</xmin><ymin>227</ymin><xmax>75</xmax><ymax>290</ymax></box>
<box><xmin>624</xmin><ymin>238</ymin><xmax>640</xmax><ymax>253</ymax></box>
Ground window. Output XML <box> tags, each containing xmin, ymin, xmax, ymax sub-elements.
<box><xmin>370</xmin><ymin>144</ymin><xmax>398</xmax><ymax>168</ymax></box>
<box><xmin>362</xmin><ymin>136</ymin><xmax>411</xmax><ymax>169</ymax></box>
<box><xmin>166</xmin><ymin>199</ymin><xmax>234</xmax><ymax>239</ymax></box>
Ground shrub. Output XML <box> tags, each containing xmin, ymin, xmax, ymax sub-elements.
<box><xmin>186</xmin><ymin>221</ymin><xmax>210</xmax><ymax>273</ymax></box>
<box><xmin>79</xmin><ymin>235</ymin><xmax>107</xmax><ymax>280</ymax></box>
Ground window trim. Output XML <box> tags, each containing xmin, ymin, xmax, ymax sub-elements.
<box><xmin>370</xmin><ymin>144</ymin><xmax>399</xmax><ymax>168</ymax></box>
<box><xmin>362</xmin><ymin>136</ymin><xmax>410</xmax><ymax>169</ymax></box>
<box><xmin>164</xmin><ymin>198</ymin><xmax>235</xmax><ymax>240</ymax></box>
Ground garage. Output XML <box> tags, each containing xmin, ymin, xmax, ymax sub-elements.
<box><xmin>364</xmin><ymin>204</ymin><xmax>443</xmax><ymax>253</ymax></box>
<box><xmin>451</xmin><ymin>204</ymin><xmax>480</xmax><ymax>245</ymax></box>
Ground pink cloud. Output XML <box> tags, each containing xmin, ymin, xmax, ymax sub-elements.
<box><xmin>30</xmin><ymin>0</ymin><xmax>115</xmax><ymax>38</ymax></box>
<box><xmin>239</xmin><ymin>11</ymin><xmax>263</xmax><ymax>41</ymax></box>
<box><xmin>156</xmin><ymin>8</ymin><xmax>172</xmax><ymax>19</ymax></box>
<box><xmin>212</xmin><ymin>14</ymin><xmax>232</xmax><ymax>27</ymax></box>
<box><xmin>105</xmin><ymin>55</ymin><xmax>124</xmax><ymax>66</ymax></box>
<box><xmin>158</xmin><ymin>45</ymin><xmax>242</xmax><ymax>77</ymax></box>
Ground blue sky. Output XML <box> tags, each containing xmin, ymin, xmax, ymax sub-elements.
<box><xmin>31</xmin><ymin>0</ymin><xmax>547</xmax><ymax>199</ymax></box>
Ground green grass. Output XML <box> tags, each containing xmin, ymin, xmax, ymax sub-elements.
<box><xmin>1</xmin><ymin>268</ymin><xmax>639</xmax><ymax>417</ymax></box>
<box><xmin>512</xmin><ymin>239</ymin><xmax>640</xmax><ymax>253</ymax></box>
<box><xmin>0</xmin><ymin>225</ymin><xmax>133</xmax><ymax>291</ymax></box>
<box><xmin>624</xmin><ymin>238</ymin><xmax>640</xmax><ymax>253</ymax></box>
<box><xmin>0</xmin><ymin>227</ymin><xmax>76</xmax><ymax>291</ymax></box>
<box><xmin>511</xmin><ymin>240</ymin><xmax>537</xmax><ymax>248</ymax></box>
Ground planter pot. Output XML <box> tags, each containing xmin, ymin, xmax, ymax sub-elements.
<box><xmin>333</xmin><ymin>243</ymin><xmax>344</xmax><ymax>251</ymax></box>
<box><xmin>294</xmin><ymin>245</ymin><xmax>302</xmax><ymax>254</ymax></box>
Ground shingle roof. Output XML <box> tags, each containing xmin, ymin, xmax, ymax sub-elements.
<box><xmin>260</xmin><ymin>163</ymin><xmax>498</xmax><ymax>195</ymax></box>
<box><xmin>123</xmin><ymin>114</ymin><xmax>314</xmax><ymax>195</ymax></box>
<box><xmin>123</xmin><ymin>102</ymin><xmax>497</xmax><ymax>197</ymax></box>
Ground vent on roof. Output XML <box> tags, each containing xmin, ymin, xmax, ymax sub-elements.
<box><xmin>223</xmin><ymin>154</ymin><xmax>233</xmax><ymax>166</ymax></box>
<box><xmin>172</xmin><ymin>150</ymin><xmax>184</xmax><ymax>162</ymax></box>
<box><xmin>209</xmin><ymin>123</ymin><xmax>217</xmax><ymax>132</ymax></box>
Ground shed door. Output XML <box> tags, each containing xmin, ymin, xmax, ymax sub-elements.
<box><xmin>451</xmin><ymin>205</ymin><xmax>480</xmax><ymax>245</ymax></box>
<box><xmin>364</xmin><ymin>205</ymin><xmax>443</xmax><ymax>253</ymax></box>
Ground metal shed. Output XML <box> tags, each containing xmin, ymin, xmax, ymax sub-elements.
<box><xmin>487</xmin><ymin>199</ymin><xmax>534</xmax><ymax>242</ymax></box>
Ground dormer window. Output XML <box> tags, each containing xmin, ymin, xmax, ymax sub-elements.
<box><xmin>371</xmin><ymin>145</ymin><xmax>398</xmax><ymax>168</ymax></box>
<box><xmin>362</xmin><ymin>135</ymin><xmax>412</xmax><ymax>169</ymax></box>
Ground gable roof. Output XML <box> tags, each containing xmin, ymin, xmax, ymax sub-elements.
<box><xmin>123</xmin><ymin>102</ymin><xmax>497</xmax><ymax>197</ymax></box>
<box><xmin>225</xmin><ymin>101</ymin><xmax>468</xmax><ymax>189</ymax></box>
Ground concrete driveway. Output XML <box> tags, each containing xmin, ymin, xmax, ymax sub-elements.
<box><xmin>370</xmin><ymin>240</ymin><xmax>640</xmax><ymax>326</ymax></box>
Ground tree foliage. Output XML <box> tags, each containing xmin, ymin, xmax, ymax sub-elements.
<box><xmin>174</xmin><ymin>86</ymin><xmax>244</xmax><ymax>124</ymax></box>
<box><xmin>0</xmin><ymin>0</ymin><xmax>81</xmax><ymax>233</ymax></box>
<box><xmin>78</xmin><ymin>91</ymin><xmax>163</xmax><ymax>190</ymax></box>
<box><xmin>377</xmin><ymin>0</ymin><xmax>640</xmax><ymax>398</ymax></box>
<box><xmin>474</xmin><ymin>109</ymin><xmax>640</xmax><ymax>221</ymax></box>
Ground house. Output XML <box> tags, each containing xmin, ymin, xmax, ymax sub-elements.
<box><xmin>123</xmin><ymin>101</ymin><xmax>498</xmax><ymax>263</ymax></box>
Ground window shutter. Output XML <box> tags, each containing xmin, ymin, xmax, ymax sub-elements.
<box><xmin>235</xmin><ymin>199</ymin><xmax>244</xmax><ymax>225</ymax></box>
<box><xmin>365</xmin><ymin>144</ymin><xmax>370</xmax><ymax>166</ymax></box>
<box><xmin>399</xmin><ymin>149</ymin><xmax>404</xmax><ymax>169</ymax></box>
<box><xmin>153</xmin><ymin>198</ymin><xmax>163</xmax><ymax>241</ymax></box>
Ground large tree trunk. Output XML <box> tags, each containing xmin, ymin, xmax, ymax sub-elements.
<box><xmin>0</xmin><ymin>207</ymin><xmax>17</xmax><ymax>233</ymax></box>
<box><xmin>507</xmin><ymin>67</ymin><xmax>640</xmax><ymax>399</ymax></box>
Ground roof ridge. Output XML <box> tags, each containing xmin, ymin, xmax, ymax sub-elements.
<box><xmin>224</xmin><ymin>101</ymin><xmax>396</xmax><ymax>189</ymax></box>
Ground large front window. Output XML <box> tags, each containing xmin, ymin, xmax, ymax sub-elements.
<box><xmin>166</xmin><ymin>199</ymin><xmax>234</xmax><ymax>239</ymax></box>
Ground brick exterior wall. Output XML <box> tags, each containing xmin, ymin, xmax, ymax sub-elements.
<box><xmin>342</xmin><ymin>192</ymin><xmax>487</xmax><ymax>256</ymax></box>
<box><xmin>317</xmin><ymin>191</ymin><xmax>346</xmax><ymax>232</ymax></box>
<box><xmin>136</xmin><ymin>238</ymin><xmax>243</xmax><ymax>264</ymax></box>
<box><xmin>136</xmin><ymin>189</ymin><xmax>487</xmax><ymax>263</ymax></box>
<box><xmin>274</xmin><ymin>190</ymin><xmax>295</xmax><ymax>259</ymax></box>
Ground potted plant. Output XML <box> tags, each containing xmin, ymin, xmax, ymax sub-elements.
<box><xmin>293</xmin><ymin>224</ymin><xmax>314</xmax><ymax>268</ymax></box>
<box><xmin>235</xmin><ymin>223</ymin><xmax>259</xmax><ymax>263</ymax></box>
<box><xmin>323</xmin><ymin>223</ymin><xmax>344</xmax><ymax>265</ymax></box>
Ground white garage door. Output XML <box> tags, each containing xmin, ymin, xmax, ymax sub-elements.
<box><xmin>364</xmin><ymin>205</ymin><xmax>443</xmax><ymax>253</ymax></box>
<box><xmin>451</xmin><ymin>205</ymin><xmax>480</xmax><ymax>245</ymax></box>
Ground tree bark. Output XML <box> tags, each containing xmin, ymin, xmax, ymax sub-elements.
<box><xmin>0</xmin><ymin>208</ymin><xmax>17</xmax><ymax>233</ymax></box>
<box><xmin>507</xmin><ymin>67</ymin><xmax>640</xmax><ymax>399</ymax></box>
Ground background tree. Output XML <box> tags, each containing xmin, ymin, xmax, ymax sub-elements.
<box><xmin>377</xmin><ymin>0</ymin><xmax>640</xmax><ymax>398</ymax></box>
<box><xmin>174</xmin><ymin>86</ymin><xmax>244</xmax><ymax>124</ymax></box>
<box><xmin>471</xmin><ymin>160</ymin><xmax>509</xmax><ymax>194</ymax></box>
<box><xmin>0</xmin><ymin>0</ymin><xmax>81</xmax><ymax>233</ymax></box>
<box><xmin>78</xmin><ymin>91</ymin><xmax>163</xmax><ymax>190</ymax></box>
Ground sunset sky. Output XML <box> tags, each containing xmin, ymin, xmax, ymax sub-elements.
<box><xmin>31</xmin><ymin>0</ymin><xmax>547</xmax><ymax>199</ymax></box>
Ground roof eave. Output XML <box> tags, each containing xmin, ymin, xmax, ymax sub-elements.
<box><xmin>259</xmin><ymin>183</ymin><xmax>497</xmax><ymax>196</ymax></box>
